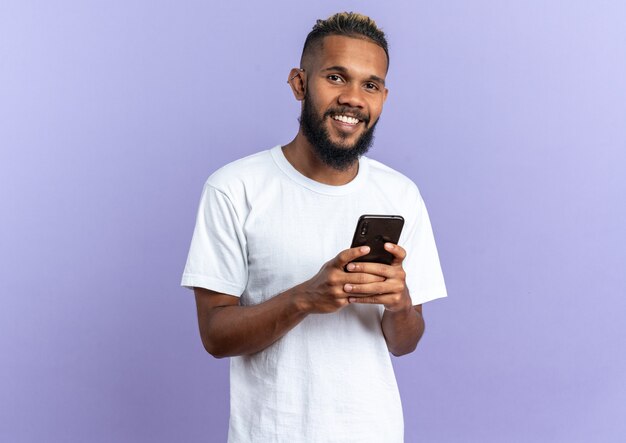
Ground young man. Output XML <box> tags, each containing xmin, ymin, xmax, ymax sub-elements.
<box><xmin>182</xmin><ymin>12</ymin><xmax>446</xmax><ymax>442</ymax></box>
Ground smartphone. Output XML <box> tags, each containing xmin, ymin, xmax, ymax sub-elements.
<box><xmin>349</xmin><ymin>215</ymin><xmax>404</xmax><ymax>265</ymax></box>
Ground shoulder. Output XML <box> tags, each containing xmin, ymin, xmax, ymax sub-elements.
<box><xmin>363</xmin><ymin>157</ymin><xmax>423</xmax><ymax>201</ymax></box>
<box><xmin>205</xmin><ymin>148</ymin><xmax>276</xmax><ymax>195</ymax></box>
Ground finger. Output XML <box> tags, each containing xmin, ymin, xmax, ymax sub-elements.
<box><xmin>345</xmin><ymin>261</ymin><xmax>393</xmax><ymax>278</ymax></box>
<box><xmin>384</xmin><ymin>243</ymin><xmax>406</xmax><ymax>265</ymax></box>
<box><xmin>344</xmin><ymin>272</ymin><xmax>386</xmax><ymax>285</ymax></box>
<box><xmin>335</xmin><ymin>246</ymin><xmax>370</xmax><ymax>268</ymax></box>
<box><xmin>348</xmin><ymin>295</ymin><xmax>384</xmax><ymax>305</ymax></box>
<box><xmin>343</xmin><ymin>281</ymin><xmax>392</xmax><ymax>296</ymax></box>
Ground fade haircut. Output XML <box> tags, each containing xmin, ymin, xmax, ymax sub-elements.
<box><xmin>300</xmin><ymin>12</ymin><xmax>389</xmax><ymax>69</ymax></box>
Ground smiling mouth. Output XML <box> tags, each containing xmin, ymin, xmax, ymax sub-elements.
<box><xmin>332</xmin><ymin>114</ymin><xmax>360</xmax><ymax>125</ymax></box>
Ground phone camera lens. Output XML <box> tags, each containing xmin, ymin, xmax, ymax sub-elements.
<box><xmin>359</xmin><ymin>221</ymin><xmax>369</xmax><ymax>236</ymax></box>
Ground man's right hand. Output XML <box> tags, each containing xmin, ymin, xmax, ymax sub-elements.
<box><xmin>295</xmin><ymin>246</ymin><xmax>386</xmax><ymax>314</ymax></box>
<box><xmin>194</xmin><ymin>246</ymin><xmax>385</xmax><ymax>358</ymax></box>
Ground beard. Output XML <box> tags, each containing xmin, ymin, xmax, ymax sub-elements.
<box><xmin>299</xmin><ymin>93</ymin><xmax>379</xmax><ymax>171</ymax></box>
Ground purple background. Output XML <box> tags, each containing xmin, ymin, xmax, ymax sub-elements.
<box><xmin>2</xmin><ymin>1</ymin><xmax>625</xmax><ymax>442</ymax></box>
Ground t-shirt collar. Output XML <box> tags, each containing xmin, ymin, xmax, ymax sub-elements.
<box><xmin>270</xmin><ymin>145</ymin><xmax>369</xmax><ymax>196</ymax></box>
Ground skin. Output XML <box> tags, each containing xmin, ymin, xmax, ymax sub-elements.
<box><xmin>194</xmin><ymin>35</ymin><xmax>425</xmax><ymax>358</ymax></box>
<box><xmin>284</xmin><ymin>35</ymin><xmax>388</xmax><ymax>185</ymax></box>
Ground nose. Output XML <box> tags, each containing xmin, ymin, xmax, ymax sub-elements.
<box><xmin>337</xmin><ymin>84</ymin><xmax>365</xmax><ymax>109</ymax></box>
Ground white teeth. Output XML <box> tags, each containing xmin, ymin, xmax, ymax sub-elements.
<box><xmin>333</xmin><ymin>115</ymin><xmax>359</xmax><ymax>125</ymax></box>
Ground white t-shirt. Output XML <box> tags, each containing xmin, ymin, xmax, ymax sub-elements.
<box><xmin>182</xmin><ymin>145</ymin><xmax>447</xmax><ymax>442</ymax></box>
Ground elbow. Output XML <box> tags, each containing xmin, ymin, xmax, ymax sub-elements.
<box><xmin>200</xmin><ymin>335</ymin><xmax>229</xmax><ymax>359</ymax></box>
<box><xmin>209</xmin><ymin>351</ymin><xmax>229</xmax><ymax>359</ymax></box>
<box><xmin>390</xmin><ymin>342</ymin><xmax>418</xmax><ymax>357</ymax></box>
<box><xmin>389</xmin><ymin>321</ymin><xmax>425</xmax><ymax>357</ymax></box>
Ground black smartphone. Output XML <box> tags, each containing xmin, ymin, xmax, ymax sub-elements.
<box><xmin>349</xmin><ymin>215</ymin><xmax>404</xmax><ymax>265</ymax></box>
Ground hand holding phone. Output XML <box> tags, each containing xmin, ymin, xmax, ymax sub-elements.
<box><xmin>344</xmin><ymin>215</ymin><xmax>413</xmax><ymax>313</ymax></box>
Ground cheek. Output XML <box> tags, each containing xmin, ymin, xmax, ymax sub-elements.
<box><xmin>368</xmin><ymin>101</ymin><xmax>385</xmax><ymax>120</ymax></box>
<box><xmin>307</xmin><ymin>82</ymin><xmax>331</xmax><ymax>101</ymax></box>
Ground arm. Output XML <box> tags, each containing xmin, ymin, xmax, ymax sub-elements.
<box><xmin>194</xmin><ymin>246</ymin><xmax>384</xmax><ymax>358</ymax></box>
<box><xmin>381</xmin><ymin>304</ymin><xmax>425</xmax><ymax>356</ymax></box>
<box><xmin>344</xmin><ymin>243</ymin><xmax>425</xmax><ymax>356</ymax></box>
<box><xmin>193</xmin><ymin>287</ymin><xmax>307</xmax><ymax>358</ymax></box>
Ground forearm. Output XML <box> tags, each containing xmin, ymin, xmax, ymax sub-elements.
<box><xmin>197</xmin><ymin>247</ymin><xmax>379</xmax><ymax>358</ymax></box>
<box><xmin>201</xmin><ymin>286</ymin><xmax>309</xmax><ymax>358</ymax></box>
<box><xmin>381</xmin><ymin>303</ymin><xmax>425</xmax><ymax>356</ymax></box>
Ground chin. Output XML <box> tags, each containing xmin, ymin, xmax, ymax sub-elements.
<box><xmin>328</xmin><ymin>133</ymin><xmax>362</xmax><ymax>149</ymax></box>
<box><xmin>331</xmin><ymin>140</ymin><xmax>359</xmax><ymax>150</ymax></box>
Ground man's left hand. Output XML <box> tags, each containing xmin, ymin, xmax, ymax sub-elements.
<box><xmin>343</xmin><ymin>243</ymin><xmax>412</xmax><ymax>312</ymax></box>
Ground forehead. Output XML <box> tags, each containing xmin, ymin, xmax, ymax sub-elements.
<box><xmin>310</xmin><ymin>35</ymin><xmax>388</xmax><ymax>78</ymax></box>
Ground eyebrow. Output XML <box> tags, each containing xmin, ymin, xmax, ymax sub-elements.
<box><xmin>321</xmin><ymin>65</ymin><xmax>386</xmax><ymax>86</ymax></box>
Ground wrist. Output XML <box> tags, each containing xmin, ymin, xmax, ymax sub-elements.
<box><xmin>289</xmin><ymin>284</ymin><xmax>314</xmax><ymax>315</ymax></box>
<box><xmin>384</xmin><ymin>293</ymin><xmax>413</xmax><ymax>314</ymax></box>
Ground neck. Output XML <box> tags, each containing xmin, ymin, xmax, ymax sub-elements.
<box><xmin>281</xmin><ymin>132</ymin><xmax>359</xmax><ymax>186</ymax></box>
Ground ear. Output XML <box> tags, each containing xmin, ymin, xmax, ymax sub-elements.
<box><xmin>383</xmin><ymin>87</ymin><xmax>389</xmax><ymax>104</ymax></box>
<box><xmin>287</xmin><ymin>68</ymin><xmax>306</xmax><ymax>101</ymax></box>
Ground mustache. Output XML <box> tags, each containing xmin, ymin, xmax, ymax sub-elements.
<box><xmin>323</xmin><ymin>107</ymin><xmax>370</xmax><ymax>125</ymax></box>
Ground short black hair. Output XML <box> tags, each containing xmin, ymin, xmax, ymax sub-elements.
<box><xmin>300</xmin><ymin>12</ymin><xmax>389</xmax><ymax>68</ymax></box>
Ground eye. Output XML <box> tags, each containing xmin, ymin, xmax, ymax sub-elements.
<box><xmin>364</xmin><ymin>82</ymin><xmax>380</xmax><ymax>91</ymax></box>
<box><xmin>327</xmin><ymin>74</ymin><xmax>344</xmax><ymax>83</ymax></box>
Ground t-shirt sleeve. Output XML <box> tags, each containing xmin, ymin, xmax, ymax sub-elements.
<box><xmin>400</xmin><ymin>190</ymin><xmax>447</xmax><ymax>306</ymax></box>
<box><xmin>180</xmin><ymin>183</ymin><xmax>248</xmax><ymax>296</ymax></box>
